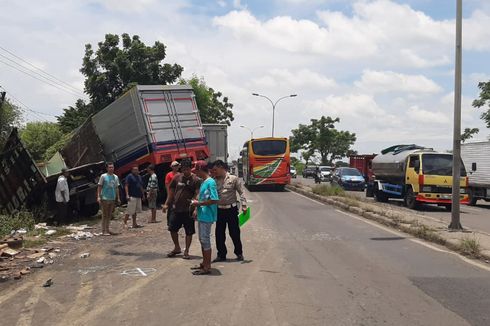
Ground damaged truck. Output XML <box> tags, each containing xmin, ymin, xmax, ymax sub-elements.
<box><xmin>0</xmin><ymin>84</ymin><xmax>210</xmax><ymax>221</ymax></box>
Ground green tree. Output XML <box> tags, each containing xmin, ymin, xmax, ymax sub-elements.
<box><xmin>473</xmin><ymin>81</ymin><xmax>490</xmax><ymax>128</ymax></box>
<box><xmin>20</xmin><ymin>122</ymin><xmax>63</xmax><ymax>161</ymax></box>
<box><xmin>80</xmin><ymin>33</ymin><xmax>184</xmax><ymax>112</ymax></box>
<box><xmin>56</xmin><ymin>99</ymin><xmax>94</xmax><ymax>133</ymax></box>
<box><xmin>290</xmin><ymin>116</ymin><xmax>356</xmax><ymax>165</ymax></box>
<box><xmin>181</xmin><ymin>76</ymin><xmax>234</xmax><ymax>126</ymax></box>
<box><xmin>461</xmin><ymin>127</ymin><xmax>479</xmax><ymax>143</ymax></box>
<box><xmin>0</xmin><ymin>99</ymin><xmax>22</xmax><ymax>147</ymax></box>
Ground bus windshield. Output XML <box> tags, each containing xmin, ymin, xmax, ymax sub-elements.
<box><xmin>252</xmin><ymin>140</ymin><xmax>287</xmax><ymax>156</ymax></box>
<box><xmin>422</xmin><ymin>154</ymin><xmax>467</xmax><ymax>176</ymax></box>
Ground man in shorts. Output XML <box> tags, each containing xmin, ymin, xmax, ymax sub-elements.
<box><xmin>163</xmin><ymin>160</ymin><xmax>200</xmax><ymax>259</ymax></box>
<box><xmin>97</xmin><ymin>162</ymin><xmax>120</xmax><ymax>235</ymax></box>
<box><xmin>123</xmin><ymin>166</ymin><xmax>145</xmax><ymax>228</ymax></box>
<box><xmin>146</xmin><ymin>165</ymin><xmax>158</xmax><ymax>223</ymax></box>
<box><xmin>164</xmin><ymin>161</ymin><xmax>181</xmax><ymax>226</ymax></box>
<box><xmin>191</xmin><ymin>161</ymin><xmax>219</xmax><ymax>275</ymax></box>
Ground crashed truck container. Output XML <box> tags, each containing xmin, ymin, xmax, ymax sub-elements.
<box><xmin>63</xmin><ymin>85</ymin><xmax>209</xmax><ymax>177</ymax></box>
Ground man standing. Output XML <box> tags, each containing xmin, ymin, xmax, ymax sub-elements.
<box><xmin>212</xmin><ymin>160</ymin><xmax>247</xmax><ymax>262</ymax></box>
<box><xmin>97</xmin><ymin>162</ymin><xmax>120</xmax><ymax>235</ymax></box>
<box><xmin>123</xmin><ymin>166</ymin><xmax>145</xmax><ymax>228</ymax></box>
<box><xmin>55</xmin><ymin>168</ymin><xmax>70</xmax><ymax>225</ymax></box>
<box><xmin>146</xmin><ymin>165</ymin><xmax>159</xmax><ymax>223</ymax></box>
<box><xmin>163</xmin><ymin>160</ymin><xmax>200</xmax><ymax>259</ymax></box>
<box><xmin>191</xmin><ymin>161</ymin><xmax>219</xmax><ymax>275</ymax></box>
<box><xmin>164</xmin><ymin>161</ymin><xmax>181</xmax><ymax>226</ymax></box>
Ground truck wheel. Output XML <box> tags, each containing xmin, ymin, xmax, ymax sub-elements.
<box><xmin>80</xmin><ymin>203</ymin><xmax>100</xmax><ymax>217</ymax></box>
<box><xmin>443</xmin><ymin>204</ymin><xmax>452</xmax><ymax>212</ymax></box>
<box><xmin>404</xmin><ymin>188</ymin><xmax>419</xmax><ymax>210</ymax></box>
<box><xmin>468</xmin><ymin>189</ymin><xmax>477</xmax><ymax>206</ymax></box>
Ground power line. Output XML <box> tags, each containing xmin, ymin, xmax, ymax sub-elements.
<box><xmin>0</xmin><ymin>45</ymin><xmax>85</xmax><ymax>94</ymax></box>
<box><xmin>0</xmin><ymin>85</ymin><xmax>56</xmax><ymax>120</ymax></box>
<box><xmin>0</xmin><ymin>57</ymin><xmax>85</xmax><ymax>98</ymax></box>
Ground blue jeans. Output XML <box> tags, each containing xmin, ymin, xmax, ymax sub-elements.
<box><xmin>198</xmin><ymin>221</ymin><xmax>213</xmax><ymax>250</ymax></box>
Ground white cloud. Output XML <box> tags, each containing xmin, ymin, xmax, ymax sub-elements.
<box><xmin>355</xmin><ymin>70</ymin><xmax>443</xmax><ymax>95</ymax></box>
<box><xmin>251</xmin><ymin>68</ymin><xmax>337</xmax><ymax>90</ymax></box>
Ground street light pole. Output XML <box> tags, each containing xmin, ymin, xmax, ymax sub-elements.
<box><xmin>252</xmin><ymin>93</ymin><xmax>297</xmax><ymax>137</ymax></box>
<box><xmin>240</xmin><ymin>125</ymin><xmax>264</xmax><ymax>139</ymax></box>
<box><xmin>449</xmin><ymin>0</ymin><xmax>463</xmax><ymax>230</ymax></box>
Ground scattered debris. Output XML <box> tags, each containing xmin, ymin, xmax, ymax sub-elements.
<box><xmin>0</xmin><ymin>243</ymin><xmax>8</xmax><ymax>251</ymax></box>
<box><xmin>13</xmin><ymin>272</ymin><xmax>21</xmax><ymax>280</ymax></box>
<box><xmin>15</xmin><ymin>228</ymin><xmax>27</xmax><ymax>235</ymax></box>
<box><xmin>45</xmin><ymin>230</ymin><xmax>57</xmax><ymax>236</ymax></box>
<box><xmin>35</xmin><ymin>223</ymin><xmax>48</xmax><ymax>230</ymax></box>
<box><xmin>1</xmin><ymin>248</ymin><xmax>20</xmax><ymax>257</ymax></box>
<box><xmin>20</xmin><ymin>268</ymin><xmax>30</xmax><ymax>275</ymax></box>
<box><xmin>54</xmin><ymin>248</ymin><xmax>61</xmax><ymax>253</ymax></box>
<box><xmin>1</xmin><ymin>236</ymin><xmax>23</xmax><ymax>249</ymax></box>
<box><xmin>66</xmin><ymin>225</ymin><xmax>94</xmax><ymax>231</ymax></box>
<box><xmin>40</xmin><ymin>247</ymin><xmax>54</xmax><ymax>252</ymax></box>
<box><xmin>42</xmin><ymin>279</ymin><xmax>53</xmax><ymax>287</ymax></box>
<box><xmin>48</xmin><ymin>252</ymin><xmax>58</xmax><ymax>259</ymax></box>
<box><xmin>26</xmin><ymin>252</ymin><xmax>45</xmax><ymax>259</ymax></box>
<box><xmin>80</xmin><ymin>252</ymin><xmax>90</xmax><ymax>259</ymax></box>
<box><xmin>0</xmin><ymin>275</ymin><xmax>9</xmax><ymax>282</ymax></box>
<box><xmin>36</xmin><ymin>257</ymin><xmax>46</xmax><ymax>264</ymax></box>
<box><xmin>67</xmin><ymin>231</ymin><xmax>95</xmax><ymax>240</ymax></box>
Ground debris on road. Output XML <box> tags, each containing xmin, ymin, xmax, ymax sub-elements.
<box><xmin>45</xmin><ymin>230</ymin><xmax>57</xmax><ymax>236</ymax></box>
<box><xmin>80</xmin><ymin>252</ymin><xmax>90</xmax><ymax>259</ymax></box>
<box><xmin>36</xmin><ymin>257</ymin><xmax>46</xmax><ymax>264</ymax></box>
<box><xmin>42</xmin><ymin>279</ymin><xmax>53</xmax><ymax>287</ymax></box>
<box><xmin>1</xmin><ymin>248</ymin><xmax>20</xmax><ymax>257</ymax></box>
<box><xmin>1</xmin><ymin>236</ymin><xmax>24</xmax><ymax>249</ymax></box>
<box><xmin>67</xmin><ymin>231</ymin><xmax>96</xmax><ymax>240</ymax></box>
<box><xmin>35</xmin><ymin>223</ymin><xmax>49</xmax><ymax>230</ymax></box>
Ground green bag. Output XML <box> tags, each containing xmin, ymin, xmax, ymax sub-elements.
<box><xmin>238</xmin><ymin>207</ymin><xmax>251</xmax><ymax>227</ymax></box>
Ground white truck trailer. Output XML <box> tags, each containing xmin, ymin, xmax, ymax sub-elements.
<box><xmin>461</xmin><ymin>141</ymin><xmax>490</xmax><ymax>205</ymax></box>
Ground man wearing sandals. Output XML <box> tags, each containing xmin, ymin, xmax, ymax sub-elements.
<box><xmin>163</xmin><ymin>160</ymin><xmax>200</xmax><ymax>259</ymax></box>
<box><xmin>191</xmin><ymin>161</ymin><xmax>219</xmax><ymax>275</ymax></box>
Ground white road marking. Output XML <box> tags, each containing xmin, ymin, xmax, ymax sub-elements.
<box><xmin>136</xmin><ymin>268</ymin><xmax>147</xmax><ymax>277</ymax></box>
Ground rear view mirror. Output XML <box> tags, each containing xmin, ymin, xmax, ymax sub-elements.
<box><xmin>472</xmin><ymin>162</ymin><xmax>477</xmax><ymax>172</ymax></box>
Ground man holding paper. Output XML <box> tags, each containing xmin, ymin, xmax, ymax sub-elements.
<box><xmin>212</xmin><ymin>160</ymin><xmax>248</xmax><ymax>262</ymax></box>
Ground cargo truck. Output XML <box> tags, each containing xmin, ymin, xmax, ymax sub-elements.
<box><xmin>1</xmin><ymin>85</ymin><xmax>210</xmax><ymax>220</ymax></box>
<box><xmin>461</xmin><ymin>141</ymin><xmax>490</xmax><ymax>205</ymax></box>
<box><xmin>349</xmin><ymin>154</ymin><xmax>376</xmax><ymax>181</ymax></box>
<box><xmin>202</xmin><ymin>124</ymin><xmax>228</xmax><ymax>163</ymax></box>
<box><xmin>366</xmin><ymin>145</ymin><xmax>469</xmax><ymax>210</ymax></box>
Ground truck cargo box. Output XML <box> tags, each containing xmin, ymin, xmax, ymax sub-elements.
<box><xmin>203</xmin><ymin>124</ymin><xmax>228</xmax><ymax>162</ymax></box>
<box><xmin>0</xmin><ymin>129</ymin><xmax>46</xmax><ymax>214</ymax></box>
<box><xmin>462</xmin><ymin>141</ymin><xmax>490</xmax><ymax>188</ymax></box>
<box><xmin>91</xmin><ymin>85</ymin><xmax>208</xmax><ymax>175</ymax></box>
<box><xmin>61</xmin><ymin>118</ymin><xmax>105</xmax><ymax>168</ymax></box>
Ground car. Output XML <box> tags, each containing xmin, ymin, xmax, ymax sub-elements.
<box><xmin>302</xmin><ymin>165</ymin><xmax>317</xmax><ymax>178</ymax></box>
<box><xmin>319</xmin><ymin>166</ymin><xmax>334</xmax><ymax>182</ymax></box>
<box><xmin>290</xmin><ymin>166</ymin><xmax>297</xmax><ymax>178</ymax></box>
<box><xmin>331</xmin><ymin>167</ymin><xmax>366</xmax><ymax>191</ymax></box>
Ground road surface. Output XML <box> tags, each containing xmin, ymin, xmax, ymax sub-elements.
<box><xmin>295</xmin><ymin>176</ymin><xmax>490</xmax><ymax>235</ymax></box>
<box><xmin>1</xmin><ymin>188</ymin><xmax>490</xmax><ymax>325</ymax></box>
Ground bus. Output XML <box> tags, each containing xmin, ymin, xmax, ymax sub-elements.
<box><xmin>241</xmin><ymin>137</ymin><xmax>291</xmax><ymax>190</ymax></box>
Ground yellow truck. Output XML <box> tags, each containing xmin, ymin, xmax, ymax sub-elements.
<box><xmin>367</xmin><ymin>145</ymin><xmax>469</xmax><ymax>210</ymax></box>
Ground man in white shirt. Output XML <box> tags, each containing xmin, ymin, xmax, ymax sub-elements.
<box><xmin>55</xmin><ymin>168</ymin><xmax>70</xmax><ymax>225</ymax></box>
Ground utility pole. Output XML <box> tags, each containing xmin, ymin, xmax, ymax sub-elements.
<box><xmin>449</xmin><ymin>0</ymin><xmax>463</xmax><ymax>230</ymax></box>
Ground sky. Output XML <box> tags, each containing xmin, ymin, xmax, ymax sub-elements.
<box><xmin>1</xmin><ymin>0</ymin><xmax>490</xmax><ymax>160</ymax></box>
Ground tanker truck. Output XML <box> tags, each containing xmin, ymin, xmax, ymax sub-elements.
<box><xmin>366</xmin><ymin>145</ymin><xmax>469</xmax><ymax>210</ymax></box>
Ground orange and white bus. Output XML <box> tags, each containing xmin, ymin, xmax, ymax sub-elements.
<box><xmin>241</xmin><ymin>137</ymin><xmax>291</xmax><ymax>190</ymax></box>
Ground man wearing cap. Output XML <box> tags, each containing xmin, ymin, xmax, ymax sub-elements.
<box><xmin>191</xmin><ymin>161</ymin><xmax>219</xmax><ymax>275</ymax></box>
<box><xmin>55</xmin><ymin>168</ymin><xmax>70</xmax><ymax>225</ymax></box>
<box><xmin>164</xmin><ymin>161</ymin><xmax>181</xmax><ymax>226</ymax></box>
<box><xmin>212</xmin><ymin>160</ymin><xmax>247</xmax><ymax>262</ymax></box>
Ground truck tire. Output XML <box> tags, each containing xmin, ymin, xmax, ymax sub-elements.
<box><xmin>468</xmin><ymin>188</ymin><xmax>478</xmax><ymax>206</ymax></box>
<box><xmin>404</xmin><ymin>188</ymin><xmax>419</xmax><ymax>210</ymax></box>
<box><xmin>443</xmin><ymin>204</ymin><xmax>452</xmax><ymax>212</ymax></box>
<box><xmin>374</xmin><ymin>188</ymin><xmax>389</xmax><ymax>203</ymax></box>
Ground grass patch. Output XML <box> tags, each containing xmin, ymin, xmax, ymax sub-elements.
<box><xmin>23</xmin><ymin>238</ymin><xmax>48</xmax><ymax>248</ymax></box>
<box><xmin>312</xmin><ymin>184</ymin><xmax>345</xmax><ymax>197</ymax></box>
<box><xmin>458</xmin><ymin>236</ymin><xmax>481</xmax><ymax>258</ymax></box>
<box><xmin>0</xmin><ymin>210</ymin><xmax>35</xmax><ymax>238</ymax></box>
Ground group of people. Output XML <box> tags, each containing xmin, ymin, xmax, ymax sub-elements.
<box><xmin>88</xmin><ymin>159</ymin><xmax>248</xmax><ymax>275</ymax></box>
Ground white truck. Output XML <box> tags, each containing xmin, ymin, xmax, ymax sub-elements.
<box><xmin>202</xmin><ymin>124</ymin><xmax>228</xmax><ymax>163</ymax></box>
<box><xmin>461</xmin><ymin>141</ymin><xmax>490</xmax><ymax>205</ymax></box>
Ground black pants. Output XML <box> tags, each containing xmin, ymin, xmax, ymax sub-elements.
<box><xmin>57</xmin><ymin>202</ymin><xmax>68</xmax><ymax>225</ymax></box>
<box><xmin>216</xmin><ymin>206</ymin><xmax>242</xmax><ymax>258</ymax></box>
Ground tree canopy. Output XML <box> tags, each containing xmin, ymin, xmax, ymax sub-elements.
<box><xmin>290</xmin><ymin>116</ymin><xmax>356</xmax><ymax>165</ymax></box>
<box><xmin>56</xmin><ymin>99</ymin><xmax>95</xmax><ymax>134</ymax></box>
<box><xmin>473</xmin><ymin>81</ymin><xmax>490</xmax><ymax>128</ymax></box>
<box><xmin>80</xmin><ymin>33</ymin><xmax>184</xmax><ymax>112</ymax></box>
<box><xmin>0</xmin><ymin>99</ymin><xmax>22</xmax><ymax>147</ymax></box>
<box><xmin>461</xmin><ymin>127</ymin><xmax>479</xmax><ymax>143</ymax></box>
<box><xmin>182</xmin><ymin>76</ymin><xmax>234</xmax><ymax>126</ymax></box>
<box><xmin>20</xmin><ymin>122</ymin><xmax>63</xmax><ymax>161</ymax></box>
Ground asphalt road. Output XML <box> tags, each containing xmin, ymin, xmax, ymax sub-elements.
<box><xmin>2</xmin><ymin>188</ymin><xmax>490</xmax><ymax>325</ymax></box>
<box><xmin>295</xmin><ymin>176</ymin><xmax>490</xmax><ymax>235</ymax></box>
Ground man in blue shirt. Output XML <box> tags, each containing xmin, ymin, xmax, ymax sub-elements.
<box><xmin>191</xmin><ymin>161</ymin><xmax>219</xmax><ymax>275</ymax></box>
<box><xmin>124</xmin><ymin>166</ymin><xmax>145</xmax><ymax>228</ymax></box>
<box><xmin>97</xmin><ymin>162</ymin><xmax>120</xmax><ymax>235</ymax></box>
